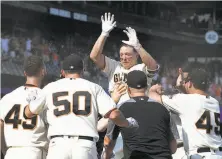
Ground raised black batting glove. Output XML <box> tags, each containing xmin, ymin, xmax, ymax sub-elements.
<box><xmin>126</xmin><ymin>117</ymin><xmax>139</xmax><ymax>128</ymax></box>
<box><xmin>101</xmin><ymin>12</ymin><xmax>117</xmax><ymax>37</ymax></box>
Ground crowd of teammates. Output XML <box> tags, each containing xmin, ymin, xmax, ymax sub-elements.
<box><xmin>1</xmin><ymin>54</ymin><xmax>139</xmax><ymax>159</ymax></box>
<box><xmin>89</xmin><ymin>12</ymin><xmax>221</xmax><ymax>159</ymax></box>
<box><xmin>1</xmin><ymin>12</ymin><xmax>222</xmax><ymax>159</ymax></box>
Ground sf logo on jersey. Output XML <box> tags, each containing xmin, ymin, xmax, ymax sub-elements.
<box><xmin>113</xmin><ymin>73</ymin><xmax>128</xmax><ymax>83</ymax></box>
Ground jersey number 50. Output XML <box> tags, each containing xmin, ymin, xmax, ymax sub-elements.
<box><xmin>196</xmin><ymin>111</ymin><xmax>221</xmax><ymax>136</ymax></box>
<box><xmin>53</xmin><ymin>91</ymin><xmax>91</xmax><ymax>117</ymax></box>
<box><xmin>5</xmin><ymin>104</ymin><xmax>37</xmax><ymax>130</ymax></box>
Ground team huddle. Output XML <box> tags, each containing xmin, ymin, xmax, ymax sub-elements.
<box><xmin>0</xmin><ymin>13</ymin><xmax>221</xmax><ymax>159</ymax></box>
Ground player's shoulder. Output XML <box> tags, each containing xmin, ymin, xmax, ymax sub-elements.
<box><xmin>184</xmin><ymin>94</ymin><xmax>217</xmax><ymax>102</ymax></box>
<box><xmin>105</xmin><ymin>56</ymin><xmax>120</xmax><ymax>65</ymax></box>
<box><xmin>128</xmin><ymin>63</ymin><xmax>145</xmax><ymax>71</ymax></box>
<box><xmin>2</xmin><ymin>86</ymin><xmax>24</xmax><ymax>100</ymax></box>
<box><xmin>83</xmin><ymin>79</ymin><xmax>103</xmax><ymax>91</ymax></box>
<box><xmin>202</xmin><ymin>95</ymin><xmax>219</xmax><ymax>111</ymax></box>
<box><xmin>0</xmin><ymin>92</ymin><xmax>12</xmax><ymax>103</ymax></box>
<box><xmin>163</xmin><ymin>93</ymin><xmax>185</xmax><ymax>100</ymax></box>
<box><xmin>117</xmin><ymin>98</ymin><xmax>136</xmax><ymax>109</ymax></box>
<box><xmin>42</xmin><ymin>79</ymin><xmax>58</xmax><ymax>92</ymax></box>
<box><xmin>0</xmin><ymin>86</ymin><xmax>24</xmax><ymax>112</ymax></box>
<box><xmin>207</xmin><ymin>96</ymin><xmax>219</xmax><ymax>104</ymax></box>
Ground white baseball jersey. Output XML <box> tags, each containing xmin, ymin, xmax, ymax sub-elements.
<box><xmin>162</xmin><ymin>94</ymin><xmax>222</xmax><ymax>152</ymax></box>
<box><xmin>40</xmin><ymin>78</ymin><xmax>116</xmax><ymax>141</ymax></box>
<box><xmin>0</xmin><ymin>86</ymin><xmax>48</xmax><ymax>148</ymax></box>
<box><xmin>103</xmin><ymin>56</ymin><xmax>158</xmax><ymax>105</ymax></box>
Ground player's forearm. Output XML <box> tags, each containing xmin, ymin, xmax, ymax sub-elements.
<box><xmin>136</xmin><ymin>46</ymin><xmax>158</xmax><ymax>70</ymax></box>
<box><xmin>90</xmin><ymin>35</ymin><xmax>107</xmax><ymax>65</ymax></box>
<box><xmin>24</xmin><ymin>105</ymin><xmax>36</xmax><ymax>118</ymax></box>
<box><xmin>111</xmin><ymin>92</ymin><xmax>121</xmax><ymax>104</ymax></box>
<box><xmin>170</xmin><ymin>139</ymin><xmax>177</xmax><ymax>154</ymax></box>
<box><xmin>109</xmin><ymin>110</ymin><xmax>129</xmax><ymax>127</ymax></box>
<box><xmin>97</xmin><ymin>118</ymin><xmax>109</xmax><ymax>132</ymax></box>
<box><xmin>103</xmin><ymin>139</ymin><xmax>117</xmax><ymax>159</ymax></box>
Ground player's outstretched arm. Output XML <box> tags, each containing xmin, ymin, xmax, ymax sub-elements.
<box><xmin>90</xmin><ymin>12</ymin><xmax>116</xmax><ymax>70</ymax></box>
<box><xmin>96</xmin><ymin>86</ymin><xmax>138</xmax><ymax>128</ymax></box>
<box><xmin>122</xmin><ymin>27</ymin><xmax>158</xmax><ymax>71</ymax></box>
<box><xmin>104</xmin><ymin>108</ymin><xmax>138</xmax><ymax>128</ymax></box>
<box><xmin>149</xmin><ymin>84</ymin><xmax>182</xmax><ymax>114</ymax></box>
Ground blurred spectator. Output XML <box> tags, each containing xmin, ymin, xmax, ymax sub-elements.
<box><xmin>52</xmin><ymin>52</ymin><xmax>59</xmax><ymax>67</ymax></box>
<box><xmin>1</xmin><ymin>33</ymin><xmax>10</xmax><ymax>56</ymax></box>
<box><xmin>26</xmin><ymin>37</ymin><xmax>32</xmax><ymax>52</ymax></box>
<box><xmin>42</xmin><ymin>39</ymin><xmax>50</xmax><ymax>64</ymax></box>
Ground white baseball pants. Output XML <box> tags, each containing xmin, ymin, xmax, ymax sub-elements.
<box><xmin>173</xmin><ymin>147</ymin><xmax>186</xmax><ymax>159</ymax></box>
<box><xmin>47</xmin><ymin>136</ymin><xmax>97</xmax><ymax>159</ymax></box>
<box><xmin>4</xmin><ymin>147</ymin><xmax>46</xmax><ymax>159</ymax></box>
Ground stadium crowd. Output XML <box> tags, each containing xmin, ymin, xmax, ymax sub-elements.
<box><xmin>1</xmin><ymin>28</ymin><xmax>222</xmax><ymax>101</ymax></box>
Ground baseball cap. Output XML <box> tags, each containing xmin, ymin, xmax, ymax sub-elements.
<box><xmin>62</xmin><ymin>54</ymin><xmax>83</xmax><ymax>71</ymax></box>
<box><xmin>127</xmin><ymin>70</ymin><xmax>147</xmax><ymax>89</ymax></box>
<box><xmin>188</xmin><ymin>68</ymin><xmax>210</xmax><ymax>86</ymax></box>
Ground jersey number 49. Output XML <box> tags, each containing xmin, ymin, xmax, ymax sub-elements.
<box><xmin>196</xmin><ymin>111</ymin><xmax>221</xmax><ymax>136</ymax></box>
<box><xmin>5</xmin><ymin>104</ymin><xmax>37</xmax><ymax>130</ymax></box>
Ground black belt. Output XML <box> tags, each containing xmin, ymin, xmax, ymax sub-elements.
<box><xmin>177</xmin><ymin>142</ymin><xmax>184</xmax><ymax>148</ymax></box>
<box><xmin>197</xmin><ymin>147</ymin><xmax>222</xmax><ymax>153</ymax></box>
<box><xmin>50</xmin><ymin>135</ymin><xmax>94</xmax><ymax>141</ymax></box>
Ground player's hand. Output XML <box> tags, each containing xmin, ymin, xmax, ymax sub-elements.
<box><xmin>26</xmin><ymin>89</ymin><xmax>38</xmax><ymax>103</ymax></box>
<box><xmin>101</xmin><ymin>147</ymin><xmax>115</xmax><ymax>159</ymax></box>
<box><xmin>122</xmin><ymin>27</ymin><xmax>141</xmax><ymax>50</ymax></box>
<box><xmin>149</xmin><ymin>84</ymin><xmax>163</xmax><ymax>95</ymax></box>
<box><xmin>26</xmin><ymin>89</ymin><xmax>46</xmax><ymax>114</ymax></box>
<box><xmin>176</xmin><ymin>68</ymin><xmax>184</xmax><ymax>87</ymax></box>
<box><xmin>111</xmin><ymin>83</ymin><xmax>127</xmax><ymax>103</ymax></box>
<box><xmin>101</xmin><ymin>12</ymin><xmax>117</xmax><ymax>37</ymax></box>
<box><xmin>126</xmin><ymin>117</ymin><xmax>139</xmax><ymax>129</ymax></box>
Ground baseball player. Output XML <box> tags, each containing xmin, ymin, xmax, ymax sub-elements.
<box><xmin>102</xmin><ymin>78</ymin><xmax>180</xmax><ymax>159</ymax></box>
<box><xmin>149</xmin><ymin>68</ymin><xmax>222</xmax><ymax>159</ymax></box>
<box><xmin>0</xmin><ymin>55</ymin><xmax>48</xmax><ymax>159</ymax></box>
<box><xmin>171</xmin><ymin>65</ymin><xmax>191</xmax><ymax>159</ymax></box>
<box><xmin>24</xmin><ymin>54</ymin><xmax>139</xmax><ymax>159</ymax></box>
<box><xmin>90</xmin><ymin>12</ymin><xmax>159</xmax><ymax>157</ymax></box>
<box><xmin>90</xmin><ymin>12</ymin><xmax>159</xmax><ymax>105</ymax></box>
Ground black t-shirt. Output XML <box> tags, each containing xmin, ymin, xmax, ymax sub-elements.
<box><xmin>118</xmin><ymin>96</ymin><xmax>173</xmax><ymax>159</ymax></box>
